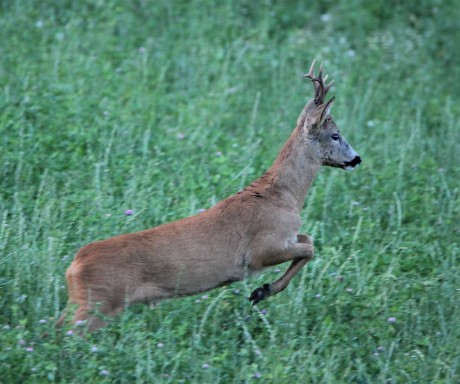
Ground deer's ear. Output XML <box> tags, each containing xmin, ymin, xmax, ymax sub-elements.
<box><xmin>317</xmin><ymin>97</ymin><xmax>335</xmax><ymax>126</ymax></box>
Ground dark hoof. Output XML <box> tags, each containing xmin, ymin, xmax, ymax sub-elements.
<box><xmin>248</xmin><ymin>284</ymin><xmax>271</xmax><ymax>306</ymax></box>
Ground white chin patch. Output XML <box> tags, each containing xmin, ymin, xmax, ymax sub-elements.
<box><xmin>344</xmin><ymin>165</ymin><xmax>355</xmax><ymax>172</ymax></box>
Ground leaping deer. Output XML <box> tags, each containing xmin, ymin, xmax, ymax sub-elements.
<box><xmin>58</xmin><ymin>60</ymin><xmax>361</xmax><ymax>331</ymax></box>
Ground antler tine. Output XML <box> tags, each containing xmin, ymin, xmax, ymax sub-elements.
<box><xmin>304</xmin><ymin>58</ymin><xmax>316</xmax><ymax>80</ymax></box>
<box><xmin>302</xmin><ymin>59</ymin><xmax>334</xmax><ymax>105</ymax></box>
<box><xmin>319</xmin><ymin>61</ymin><xmax>324</xmax><ymax>80</ymax></box>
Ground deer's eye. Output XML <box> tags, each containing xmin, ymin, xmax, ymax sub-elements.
<box><xmin>331</xmin><ymin>133</ymin><xmax>340</xmax><ymax>141</ymax></box>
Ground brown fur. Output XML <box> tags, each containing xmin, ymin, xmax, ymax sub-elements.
<box><xmin>58</xmin><ymin>61</ymin><xmax>361</xmax><ymax>331</ymax></box>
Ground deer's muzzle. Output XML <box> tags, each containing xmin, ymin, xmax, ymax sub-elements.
<box><xmin>343</xmin><ymin>155</ymin><xmax>361</xmax><ymax>171</ymax></box>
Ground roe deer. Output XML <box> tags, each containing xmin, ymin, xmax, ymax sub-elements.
<box><xmin>58</xmin><ymin>60</ymin><xmax>361</xmax><ymax>331</ymax></box>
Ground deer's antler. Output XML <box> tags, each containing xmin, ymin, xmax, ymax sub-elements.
<box><xmin>303</xmin><ymin>59</ymin><xmax>334</xmax><ymax>106</ymax></box>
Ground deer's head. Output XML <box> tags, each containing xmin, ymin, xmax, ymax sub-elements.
<box><xmin>301</xmin><ymin>60</ymin><xmax>361</xmax><ymax>171</ymax></box>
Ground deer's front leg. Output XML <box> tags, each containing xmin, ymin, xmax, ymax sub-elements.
<box><xmin>249</xmin><ymin>234</ymin><xmax>313</xmax><ymax>306</ymax></box>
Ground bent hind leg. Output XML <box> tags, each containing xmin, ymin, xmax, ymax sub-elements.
<box><xmin>73</xmin><ymin>303</ymin><xmax>123</xmax><ymax>332</ymax></box>
<box><xmin>63</xmin><ymin>261</ymin><xmax>123</xmax><ymax>331</ymax></box>
<box><xmin>56</xmin><ymin>306</ymin><xmax>70</xmax><ymax>328</ymax></box>
<box><xmin>129</xmin><ymin>283</ymin><xmax>171</xmax><ymax>305</ymax></box>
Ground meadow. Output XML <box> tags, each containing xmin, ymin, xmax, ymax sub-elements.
<box><xmin>0</xmin><ymin>0</ymin><xmax>459</xmax><ymax>382</ymax></box>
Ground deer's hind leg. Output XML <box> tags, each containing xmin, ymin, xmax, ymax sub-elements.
<box><xmin>129</xmin><ymin>283</ymin><xmax>172</xmax><ymax>306</ymax></box>
<box><xmin>70</xmin><ymin>282</ymin><xmax>172</xmax><ymax>331</ymax></box>
<box><xmin>70</xmin><ymin>302</ymin><xmax>124</xmax><ymax>332</ymax></box>
<box><xmin>60</xmin><ymin>263</ymin><xmax>126</xmax><ymax>331</ymax></box>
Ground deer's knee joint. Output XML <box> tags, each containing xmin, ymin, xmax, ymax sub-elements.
<box><xmin>297</xmin><ymin>233</ymin><xmax>313</xmax><ymax>245</ymax></box>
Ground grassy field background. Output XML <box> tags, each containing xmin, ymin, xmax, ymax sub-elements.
<box><xmin>1</xmin><ymin>1</ymin><xmax>459</xmax><ymax>382</ymax></box>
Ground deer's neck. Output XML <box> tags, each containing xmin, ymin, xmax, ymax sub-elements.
<box><xmin>250</xmin><ymin>127</ymin><xmax>321</xmax><ymax>211</ymax></box>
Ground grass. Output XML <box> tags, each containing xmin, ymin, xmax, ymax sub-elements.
<box><xmin>1</xmin><ymin>0</ymin><xmax>459</xmax><ymax>382</ymax></box>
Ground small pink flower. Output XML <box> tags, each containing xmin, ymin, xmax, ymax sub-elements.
<box><xmin>124</xmin><ymin>209</ymin><xmax>134</xmax><ymax>216</ymax></box>
<box><xmin>38</xmin><ymin>319</ymin><xmax>47</xmax><ymax>324</ymax></box>
<box><xmin>387</xmin><ymin>317</ymin><xmax>396</xmax><ymax>323</ymax></box>
<box><xmin>66</xmin><ymin>330</ymin><xmax>74</xmax><ymax>336</ymax></box>
<box><xmin>100</xmin><ymin>369</ymin><xmax>109</xmax><ymax>376</ymax></box>
<box><xmin>202</xmin><ymin>363</ymin><xmax>209</xmax><ymax>369</ymax></box>
<box><xmin>197</xmin><ymin>208</ymin><xmax>206</xmax><ymax>213</ymax></box>
<box><xmin>25</xmin><ymin>346</ymin><xmax>34</xmax><ymax>352</ymax></box>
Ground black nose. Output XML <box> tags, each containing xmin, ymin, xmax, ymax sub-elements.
<box><xmin>348</xmin><ymin>156</ymin><xmax>361</xmax><ymax>167</ymax></box>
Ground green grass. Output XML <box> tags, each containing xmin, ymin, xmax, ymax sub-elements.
<box><xmin>1</xmin><ymin>0</ymin><xmax>459</xmax><ymax>382</ymax></box>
